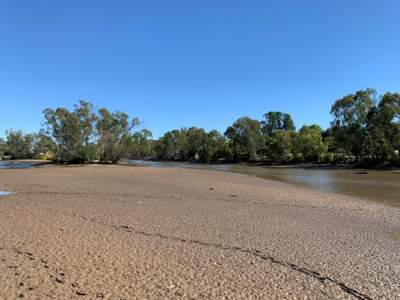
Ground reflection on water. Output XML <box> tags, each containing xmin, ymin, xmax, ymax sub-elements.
<box><xmin>130</xmin><ymin>160</ymin><xmax>400</xmax><ymax>207</ymax></box>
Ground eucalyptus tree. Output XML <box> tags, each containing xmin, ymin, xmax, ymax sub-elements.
<box><xmin>262</xmin><ymin>111</ymin><xmax>295</xmax><ymax>135</ymax></box>
<box><xmin>154</xmin><ymin>128</ymin><xmax>228</xmax><ymax>162</ymax></box>
<box><xmin>32</xmin><ymin>130</ymin><xmax>57</xmax><ymax>159</ymax></box>
<box><xmin>203</xmin><ymin>130</ymin><xmax>230</xmax><ymax>161</ymax></box>
<box><xmin>4</xmin><ymin>130</ymin><xmax>34</xmax><ymax>159</ymax></box>
<box><xmin>185</xmin><ymin>127</ymin><xmax>208</xmax><ymax>160</ymax></box>
<box><xmin>225</xmin><ymin>117</ymin><xmax>264</xmax><ymax>161</ymax></box>
<box><xmin>265</xmin><ymin>130</ymin><xmax>295</xmax><ymax>162</ymax></box>
<box><xmin>365</xmin><ymin>92</ymin><xmax>400</xmax><ymax>162</ymax></box>
<box><xmin>0</xmin><ymin>137</ymin><xmax>5</xmax><ymax>159</ymax></box>
<box><xmin>181</xmin><ymin>128</ymin><xmax>230</xmax><ymax>161</ymax></box>
<box><xmin>262</xmin><ymin>111</ymin><xmax>296</xmax><ymax>162</ymax></box>
<box><xmin>294</xmin><ymin>125</ymin><xmax>326</xmax><ymax>163</ymax></box>
<box><xmin>96</xmin><ymin>108</ymin><xmax>139</xmax><ymax>163</ymax></box>
<box><xmin>330</xmin><ymin>89</ymin><xmax>376</xmax><ymax>160</ymax></box>
<box><xmin>131</xmin><ymin>129</ymin><xmax>155</xmax><ymax>158</ymax></box>
<box><xmin>155</xmin><ymin>129</ymin><xmax>188</xmax><ymax>160</ymax></box>
<box><xmin>43</xmin><ymin>100</ymin><xmax>97</xmax><ymax>162</ymax></box>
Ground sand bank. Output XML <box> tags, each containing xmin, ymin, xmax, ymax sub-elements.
<box><xmin>0</xmin><ymin>165</ymin><xmax>398</xmax><ymax>299</ymax></box>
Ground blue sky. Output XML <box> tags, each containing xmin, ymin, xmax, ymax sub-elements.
<box><xmin>1</xmin><ymin>0</ymin><xmax>399</xmax><ymax>138</ymax></box>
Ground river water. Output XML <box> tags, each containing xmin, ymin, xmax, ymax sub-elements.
<box><xmin>1</xmin><ymin>160</ymin><xmax>399</xmax><ymax>206</ymax></box>
<box><xmin>129</xmin><ymin>160</ymin><xmax>400</xmax><ymax>207</ymax></box>
<box><xmin>0</xmin><ymin>161</ymin><xmax>36</xmax><ymax>169</ymax></box>
<box><xmin>0</xmin><ymin>161</ymin><xmax>35</xmax><ymax>196</ymax></box>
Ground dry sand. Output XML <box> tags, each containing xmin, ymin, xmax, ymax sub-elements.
<box><xmin>0</xmin><ymin>165</ymin><xmax>399</xmax><ymax>299</ymax></box>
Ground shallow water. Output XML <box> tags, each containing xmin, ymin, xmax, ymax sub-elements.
<box><xmin>0</xmin><ymin>161</ymin><xmax>35</xmax><ymax>169</ymax></box>
<box><xmin>130</xmin><ymin>160</ymin><xmax>400</xmax><ymax>207</ymax></box>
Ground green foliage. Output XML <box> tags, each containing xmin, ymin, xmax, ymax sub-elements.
<box><xmin>330</xmin><ymin>89</ymin><xmax>376</xmax><ymax>160</ymax></box>
<box><xmin>131</xmin><ymin>129</ymin><xmax>155</xmax><ymax>158</ymax></box>
<box><xmin>2</xmin><ymin>89</ymin><xmax>399</xmax><ymax>167</ymax></box>
<box><xmin>155</xmin><ymin>128</ymin><xmax>228</xmax><ymax>162</ymax></box>
<box><xmin>329</xmin><ymin>89</ymin><xmax>400</xmax><ymax>165</ymax></box>
<box><xmin>96</xmin><ymin>108</ymin><xmax>139</xmax><ymax>163</ymax></box>
<box><xmin>225</xmin><ymin>117</ymin><xmax>264</xmax><ymax>161</ymax></box>
<box><xmin>32</xmin><ymin>131</ymin><xmax>57</xmax><ymax>159</ymax></box>
<box><xmin>364</xmin><ymin>93</ymin><xmax>400</xmax><ymax>163</ymax></box>
<box><xmin>155</xmin><ymin>129</ymin><xmax>188</xmax><ymax>160</ymax></box>
<box><xmin>261</xmin><ymin>111</ymin><xmax>297</xmax><ymax>162</ymax></box>
<box><xmin>43</xmin><ymin>100</ymin><xmax>97</xmax><ymax>162</ymax></box>
<box><xmin>4</xmin><ymin>130</ymin><xmax>34</xmax><ymax>159</ymax></box>
<box><xmin>42</xmin><ymin>101</ymin><xmax>141</xmax><ymax>163</ymax></box>
<box><xmin>184</xmin><ymin>127</ymin><xmax>208</xmax><ymax>160</ymax></box>
<box><xmin>0</xmin><ymin>138</ymin><xmax>5</xmax><ymax>159</ymax></box>
<box><xmin>204</xmin><ymin>130</ymin><xmax>231</xmax><ymax>161</ymax></box>
<box><xmin>265</xmin><ymin>130</ymin><xmax>295</xmax><ymax>162</ymax></box>
<box><xmin>262</xmin><ymin>111</ymin><xmax>295</xmax><ymax>135</ymax></box>
<box><xmin>294</xmin><ymin>125</ymin><xmax>326</xmax><ymax>162</ymax></box>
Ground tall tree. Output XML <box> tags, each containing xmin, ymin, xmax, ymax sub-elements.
<box><xmin>96</xmin><ymin>108</ymin><xmax>139</xmax><ymax>163</ymax></box>
<box><xmin>155</xmin><ymin>129</ymin><xmax>188</xmax><ymax>160</ymax></box>
<box><xmin>330</xmin><ymin>89</ymin><xmax>376</xmax><ymax>160</ymax></box>
<box><xmin>32</xmin><ymin>131</ymin><xmax>57</xmax><ymax>159</ymax></box>
<box><xmin>203</xmin><ymin>130</ymin><xmax>230</xmax><ymax>162</ymax></box>
<box><xmin>185</xmin><ymin>127</ymin><xmax>208</xmax><ymax>160</ymax></box>
<box><xmin>131</xmin><ymin>129</ymin><xmax>155</xmax><ymax>159</ymax></box>
<box><xmin>0</xmin><ymin>137</ymin><xmax>5</xmax><ymax>159</ymax></box>
<box><xmin>43</xmin><ymin>100</ymin><xmax>96</xmax><ymax>162</ymax></box>
<box><xmin>4</xmin><ymin>130</ymin><xmax>34</xmax><ymax>159</ymax></box>
<box><xmin>225</xmin><ymin>117</ymin><xmax>264</xmax><ymax>161</ymax></box>
<box><xmin>154</xmin><ymin>128</ymin><xmax>229</xmax><ymax>162</ymax></box>
<box><xmin>294</xmin><ymin>125</ymin><xmax>326</xmax><ymax>162</ymax></box>
<box><xmin>262</xmin><ymin>112</ymin><xmax>295</xmax><ymax>135</ymax></box>
<box><xmin>365</xmin><ymin>92</ymin><xmax>400</xmax><ymax>162</ymax></box>
<box><xmin>265</xmin><ymin>130</ymin><xmax>295</xmax><ymax>162</ymax></box>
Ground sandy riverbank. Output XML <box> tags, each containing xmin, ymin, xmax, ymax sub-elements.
<box><xmin>0</xmin><ymin>165</ymin><xmax>399</xmax><ymax>299</ymax></box>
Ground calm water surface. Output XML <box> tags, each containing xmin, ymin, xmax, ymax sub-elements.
<box><xmin>130</xmin><ymin>160</ymin><xmax>400</xmax><ymax>207</ymax></box>
<box><xmin>0</xmin><ymin>161</ymin><xmax>39</xmax><ymax>196</ymax></box>
<box><xmin>0</xmin><ymin>161</ymin><xmax>35</xmax><ymax>169</ymax></box>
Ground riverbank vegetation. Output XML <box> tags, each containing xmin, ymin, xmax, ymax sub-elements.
<box><xmin>1</xmin><ymin>89</ymin><xmax>399</xmax><ymax>167</ymax></box>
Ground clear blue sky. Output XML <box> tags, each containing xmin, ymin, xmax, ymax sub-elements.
<box><xmin>1</xmin><ymin>0</ymin><xmax>399</xmax><ymax>138</ymax></box>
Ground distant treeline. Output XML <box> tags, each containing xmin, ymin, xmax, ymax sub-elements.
<box><xmin>0</xmin><ymin>88</ymin><xmax>399</xmax><ymax>167</ymax></box>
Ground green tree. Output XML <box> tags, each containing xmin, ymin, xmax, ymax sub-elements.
<box><xmin>155</xmin><ymin>128</ymin><xmax>229</xmax><ymax>162</ymax></box>
<box><xmin>185</xmin><ymin>127</ymin><xmax>208</xmax><ymax>160</ymax></box>
<box><xmin>131</xmin><ymin>129</ymin><xmax>155</xmax><ymax>158</ymax></box>
<box><xmin>43</xmin><ymin>101</ymin><xmax>97</xmax><ymax>162</ymax></box>
<box><xmin>225</xmin><ymin>117</ymin><xmax>264</xmax><ymax>161</ymax></box>
<box><xmin>0</xmin><ymin>137</ymin><xmax>5</xmax><ymax>159</ymax></box>
<box><xmin>262</xmin><ymin>112</ymin><xmax>295</xmax><ymax>135</ymax></box>
<box><xmin>96</xmin><ymin>108</ymin><xmax>139</xmax><ymax>163</ymax></box>
<box><xmin>32</xmin><ymin>131</ymin><xmax>57</xmax><ymax>159</ymax></box>
<box><xmin>330</xmin><ymin>89</ymin><xmax>376</xmax><ymax>161</ymax></box>
<box><xmin>203</xmin><ymin>130</ymin><xmax>230</xmax><ymax>162</ymax></box>
<box><xmin>265</xmin><ymin>130</ymin><xmax>295</xmax><ymax>162</ymax></box>
<box><xmin>155</xmin><ymin>129</ymin><xmax>188</xmax><ymax>160</ymax></box>
<box><xmin>4</xmin><ymin>130</ymin><xmax>34</xmax><ymax>159</ymax></box>
<box><xmin>365</xmin><ymin>93</ymin><xmax>400</xmax><ymax>162</ymax></box>
<box><xmin>294</xmin><ymin>125</ymin><xmax>326</xmax><ymax>162</ymax></box>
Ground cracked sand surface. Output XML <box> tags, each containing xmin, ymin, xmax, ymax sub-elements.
<box><xmin>0</xmin><ymin>165</ymin><xmax>399</xmax><ymax>299</ymax></box>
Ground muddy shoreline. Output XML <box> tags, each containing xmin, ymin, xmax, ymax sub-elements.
<box><xmin>0</xmin><ymin>165</ymin><xmax>399</xmax><ymax>299</ymax></box>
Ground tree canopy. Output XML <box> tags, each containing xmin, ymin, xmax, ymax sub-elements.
<box><xmin>1</xmin><ymin>90</ymin><xmax>399</xmax><ymax>167</ymax></box>
<box><xmin>225</xmin><ymin>117</ymin><xmax>264</xmax><ymax>161</ymax></box>
<box><xmin>262</xmin><ymin>111</ymin><xmax>295</xmax><ymax>135</ymax></box>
